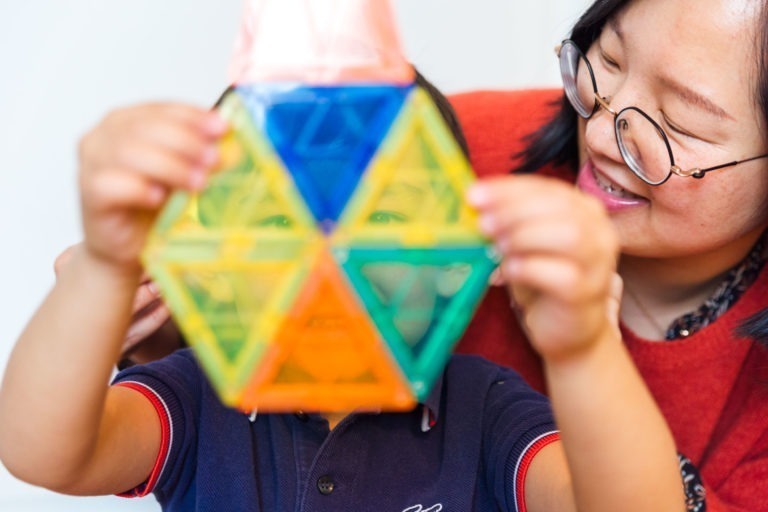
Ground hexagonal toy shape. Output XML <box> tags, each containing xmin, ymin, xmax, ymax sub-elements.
<box><xmin>142</xmin><ymin>0</ymin><xmax>497</xmax><ymax>413</ymax></box>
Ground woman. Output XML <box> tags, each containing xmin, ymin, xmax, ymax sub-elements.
<box><xmin>455</xmin><ymin>0</ymin><xmax>768</xmax><ymax>509</ymax></box>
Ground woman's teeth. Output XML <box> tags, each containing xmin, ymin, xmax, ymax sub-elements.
<box><xmin>594</xmin><ymin>171</ymin><xmax>636</xmax><ymax>198</ymax></box>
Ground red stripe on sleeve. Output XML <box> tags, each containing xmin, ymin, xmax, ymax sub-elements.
<box><xmin>113</xmin><ymin>381</ymin><xmax>172</xmax><ymax>498</ymax></box>
<box><xmin>515</xmin><ymin>431</ymin><xmax>560</xmax><ymax>512</ymax></box>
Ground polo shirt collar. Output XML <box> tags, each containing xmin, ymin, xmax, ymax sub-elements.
<box><xmin>244</xmin><ymin>371</ymin><xmax>446</xmax><ymax>433</ymax></box>
<box><xmin>420</xmin><ymin>371</ymin><xmax>444</xmax><ymax>433</ymax></box>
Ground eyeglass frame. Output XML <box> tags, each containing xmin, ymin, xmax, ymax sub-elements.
<box><xmin>557</xmin><ymin>39</ymin><xmax>768</xmax><ymax>186</ymax></box>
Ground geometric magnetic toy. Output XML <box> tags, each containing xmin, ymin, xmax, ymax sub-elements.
<box><xmin>142</xmin><ymin>0</ymin><xmax>498</xmax><ymax>413</ymax></box>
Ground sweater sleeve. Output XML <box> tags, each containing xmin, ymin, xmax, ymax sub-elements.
<box><xmin>110</xmin><ymin>349</ymin><xmax>202</xmax><ymax>502</ymax></box>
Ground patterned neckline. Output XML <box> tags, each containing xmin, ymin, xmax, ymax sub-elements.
<box><xmin>664</xmin><ymin>234</ymin><xmax>767</xmax><ymax>340</ymax></box>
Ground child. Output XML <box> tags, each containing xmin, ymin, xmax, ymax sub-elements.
<box><xmin>0</xmin><ymin>72</ymin><xmax>686</xmax><ymax>511</ymax></box>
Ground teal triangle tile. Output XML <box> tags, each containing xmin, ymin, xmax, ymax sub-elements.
<box><xmin>237</xmin><ymin>84</ymin><xmax>412</xmax><ymax>230</ymax></box>
<box><xmin>336</xmin><ymin>246</ymin><xmax>498</xmax><ymax>400</ymax></box>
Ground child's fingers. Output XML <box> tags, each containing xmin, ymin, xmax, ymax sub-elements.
<box><xmin>472</xmin><ymin>179</ymin><xmax>603</xmax><ymax>235</ymax></box>
<box><xmin>53</xmin><ymin>244</ymin><xmax>79</xmax><ymax>277</ymax></box>
<box><xmin>606</xmin><ymin>273</ymin><xmax>624</xmax><ymax>325</ymax></box>
<box><xmin>478</xmin><ymin>192</ymin><xmax>603</xmax><ymax>241</ymax></box>
<box><xmin>494</xmin><ymin>217</ymin><xmax>616</xmax><ymax>271</ymax></box>
<box><xmin>82</xmin><ymin>169</ymin><xmax>166</xmax><ymax>212</ymax></box>
<box><xmin>469</xmin><ymin>175</ymin><xmax>573</xmax><ymax>210</ymax></box>
<box><xmin>488</xmin><ymin>267</ymin><xmax>505</xmax><ymax>286</ymax></box>
<box><xmin>81</xmin><ymin>104</ymin><xmax>226</xmax><ymax>179</ymax></box>
<box><xmin>148</xmin><ymin>103</ymin><xmax>228</xmax><ymax>138</ymax></box>
<box><xmin>494</xmin><ymin>218</ymin><xmax>592</xmax><ymax>260</ymax></box>
<box><xmin>131</xmin><ymin>118</ymin><xmax>221</xmax><ymax>168</ymax></box>
<box><xmin>113</xmin><ymin>142</ymin><xmax>209</xmax><ymax>191</ymax></box>
<box><xmin>502</xmin><ymin>255</ymin><xmax>608</xmax><ymax>306</ymax></box>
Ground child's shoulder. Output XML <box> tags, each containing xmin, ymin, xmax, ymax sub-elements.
<box><xmin>112</xmin><ymin>347</ymin><xmax>205</xmax><ymax>401</ymax></box>
<box><xmin>442</xmin><ymin>353</ymin><xmax>547</xmax><ymax>410</ymax></box>
<box><xmin>446</xmin><ymin>353</ymin><xmax>529</xmax><ymax>384</ymax></box>
<box><xmin>438</xmin><ymin>355</ymin><xmax>555</xmax><ymax>460</ymax></box>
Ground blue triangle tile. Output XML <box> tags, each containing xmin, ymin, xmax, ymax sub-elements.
<box><xmin>237</xmin><ymin>84</ymin><xmax>412</xmax><ymax>227</ymax></box>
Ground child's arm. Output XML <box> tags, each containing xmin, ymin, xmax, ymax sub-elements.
<box><xmin>469</xmin><ymin>175</ymin><xmax>686</xmax><ymax>512</ymax></box>
<box><xmin>53</xmin><ymin>243</ymin><xmax>181</xmax><ymax>366</ymax></box>
<box><xmin>0</xmin><ymin>104</ymin><xmax>226</xmax><ymax>495</ymax></box>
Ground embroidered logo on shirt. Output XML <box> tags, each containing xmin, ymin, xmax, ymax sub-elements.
<box><xmin>402</xmin><ymin>504</ymin><xmax>443</xmax><ymax>512</ymax></box>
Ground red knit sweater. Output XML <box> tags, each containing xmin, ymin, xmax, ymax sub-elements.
<box><xmin>451</xmin><ymin>89</ymin><xmax>768</xmax><ymax>511</ymax></box>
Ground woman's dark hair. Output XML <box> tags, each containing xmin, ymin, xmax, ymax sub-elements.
<box><xmin>516</xmin><ymin>0</ymin><xmax>768</xmax><ymax>345</ymax></box>
<box><xmin>515</xmin><ymin>0</ymin><xmax>630</xmax><ymax>175</ymax></box>
<box><xmin>413</xmin><ymin>69</ymin><xmax>470</xmax><ymax>158</ymax></box>
<box><xmin>740</xmin><ymin>5</ymin><xmax>768</xmax><ymax>345</ymax></box>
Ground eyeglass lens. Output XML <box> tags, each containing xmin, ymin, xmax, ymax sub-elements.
<box><xmin>615</xmin><ymin>109</ymin><xmax>670</xmax><ymax>184</ymax></box>
<box><xmin>560</xmin><ymin>41</ymin><xmax>671</xmax><ymax>184</ymax></box>
<box><xmin>559</xmin><ymin>43</ymin><xmax>594</xmax><ymax>118</ymax></box>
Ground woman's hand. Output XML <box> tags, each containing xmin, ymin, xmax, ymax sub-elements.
<box><xmin>78</xmin><ymin>103</ymin><xmax>227</xmax><ymax>274</ymax></box>
<box><xmin>469</xmin><ymin>174</ymin><xmax>621</xmax><ymax>363</ymax></box>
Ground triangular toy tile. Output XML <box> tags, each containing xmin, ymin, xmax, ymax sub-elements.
<box><xmin>335</xmin><ymin>87</ymin><xmax>485</xmax><ymax>247</ymax></box>
<box><xmin>240</xmin><ymin>249</ymin><xmax>415</xmax><ymax>412</ymax></box>
<box><xmin>238</xmin><ymin>84</ymin><xmax>410</xmax><ymax>229</ymax></box>
<box><xmin>338</xmin><ymin>246</ymin><xmax>497</xmax><ymax>400</ymax></box>
<box><xmin>228</xmin><ymin>0</ymin><xmax>414</xmax><ymax>84</ymax></box>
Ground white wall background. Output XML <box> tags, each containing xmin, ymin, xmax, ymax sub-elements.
<box><xmin>0</xmin><ymin>0</ymin><xmax>590</xmax><ymax>509</ymax></box>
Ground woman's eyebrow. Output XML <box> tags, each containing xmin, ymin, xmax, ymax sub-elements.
<box><xmin>657</xmin><ymin>75</ymin><xmax>735</xmax><ymax>121</ymax></box>
<box><xmin>607</xmin><ymin>17</ymin><xmax>624</xmax><ymax>43</ymax></box>
<box><xmin>607</xmin><ymin>15</ymin><xmax>733</xmax><ymax>121</ymax></box>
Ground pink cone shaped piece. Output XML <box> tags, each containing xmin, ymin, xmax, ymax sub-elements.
<box><xmin>228</xmin><ymin>0</ymin><xmax>414</xmax><ymax>85</ymax></box>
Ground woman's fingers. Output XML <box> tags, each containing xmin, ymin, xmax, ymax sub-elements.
<box><xmin>131</xmin><ymin>279</ymin><xmax>161</xmax><ymax>314</ymax></box>
<box><xmin>122</xmin><ymin>301</ymin><xmax>172</xmax><ymax>354</ymax></box>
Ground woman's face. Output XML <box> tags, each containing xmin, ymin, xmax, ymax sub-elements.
<box><xmin>576</xmin><ymin>0</ymin><xmax>768</xmax><ymax>266</ymax></box>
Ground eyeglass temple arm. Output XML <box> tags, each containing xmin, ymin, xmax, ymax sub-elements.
<box><xmin>686</xmin><ymin>153</ymin><xmax>768</xmax><ymax>178</ymax></box>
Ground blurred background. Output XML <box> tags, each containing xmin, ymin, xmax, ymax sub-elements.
<box><xmin>0</xmin><ymin>0</ymin><xmax>590</xmax><ymax>509</ymax></box>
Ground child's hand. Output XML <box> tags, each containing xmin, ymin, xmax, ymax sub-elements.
<box><xmin>78</xmin><ymin>103</ymin><xmax>228</xmax><ymax>273</ymax></box>
<box><xmin>468</xmin><ymin>175</ymin><xmax>620</xmax><ymax>363</ymax></box>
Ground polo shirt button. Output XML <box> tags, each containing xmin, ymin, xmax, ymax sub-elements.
<box><xmin>317</xmin><ymin>475</ymin><xmax>335</xmax><ymax>495</ymax></box>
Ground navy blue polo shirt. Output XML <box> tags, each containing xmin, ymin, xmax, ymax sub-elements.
<box><xmin>113</xmin><ymin>349</ymin><xmax>558</xmax><ymax>512</ymax></box>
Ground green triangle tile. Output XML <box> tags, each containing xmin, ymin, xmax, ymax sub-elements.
<box><xmin>336</xmin><ymin>245</ymin><xmax>498</xmax><ymax>400</ymax></box>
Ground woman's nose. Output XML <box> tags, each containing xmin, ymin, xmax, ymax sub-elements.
<box><xmin>583</xmin><ymin>101</ymin><xmax>624</xmax><ymax>164</ymax></box>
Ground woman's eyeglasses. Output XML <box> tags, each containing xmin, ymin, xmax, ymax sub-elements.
<box><xmin>557</xmin><ymin>39</ymin><xmax>768</xmax><ymax>186</ymax></box>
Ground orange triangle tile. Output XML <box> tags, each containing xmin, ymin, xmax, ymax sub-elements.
<box><xmin>239</xmin><ymin>249</ymin><xmax>415</xmax><ymax>412</ymax></box>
